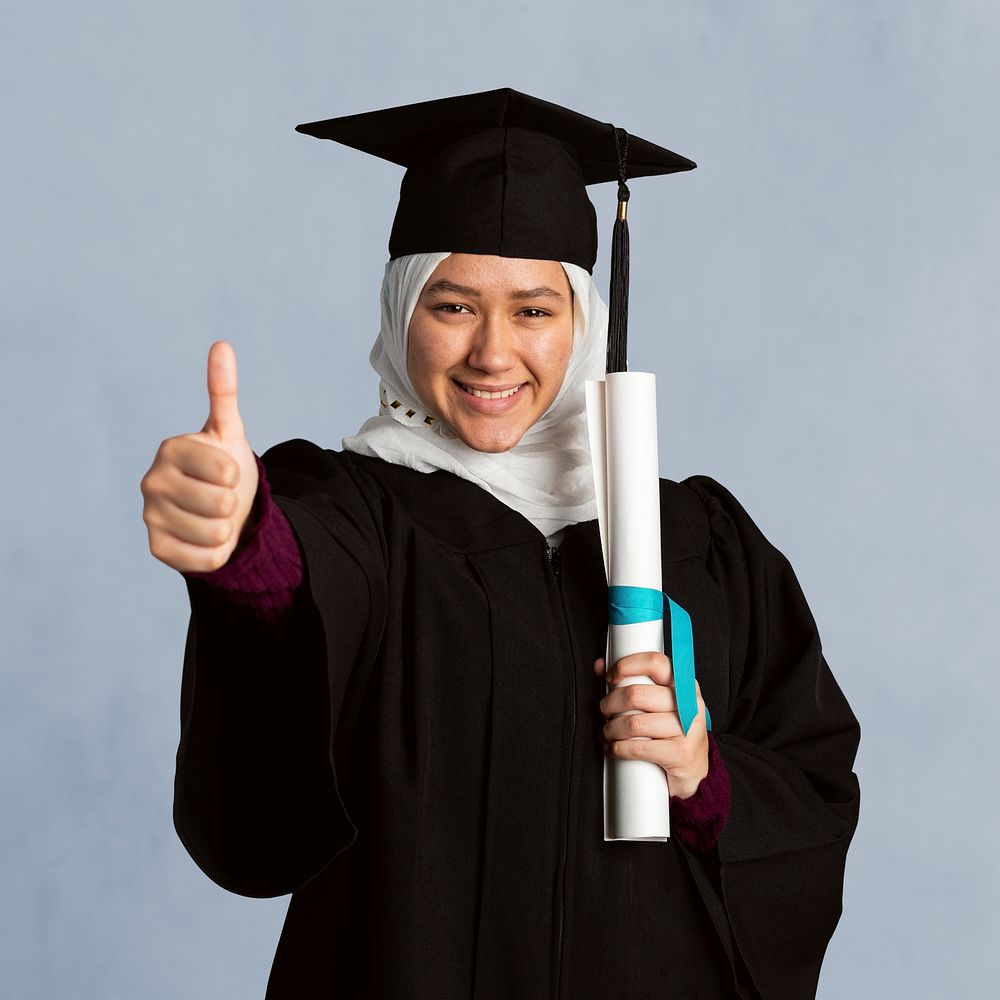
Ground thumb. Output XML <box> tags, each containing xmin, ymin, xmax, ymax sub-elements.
<box><xmin>202</xmin><ymin>340</ymin><xmax>245</xmax><ymax>439</ymax></box>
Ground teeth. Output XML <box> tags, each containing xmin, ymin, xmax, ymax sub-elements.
<box><xmin>463</xmin><ymin>384</ymin><xmax>521</xmax><ymax>399</ymax></box>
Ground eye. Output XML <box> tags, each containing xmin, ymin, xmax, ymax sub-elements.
<box><xmin>433</xmin><ymin>303</ymin><xmax>471</xmax><ymax>315</ymax></box>
<box><xmin>520</xmin><ymin>308</ymin><xmax>550</xmax><ymax>319</ymax></box>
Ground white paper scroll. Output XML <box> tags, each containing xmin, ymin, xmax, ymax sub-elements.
<box><xmin>586</xmin><ymin>372</ymin><xmax>671</xmax><ymax>841</ymax></box>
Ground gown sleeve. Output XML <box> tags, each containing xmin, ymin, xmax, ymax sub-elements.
<box><xmin>173</xmin><ymin>440</ymin><xmax>388</xmax><ymax>899</ymax></box>
<box><xmin>680</xmin><ymin>475</ymin><xmax>861</xmax><ymax>1000</ymax></box>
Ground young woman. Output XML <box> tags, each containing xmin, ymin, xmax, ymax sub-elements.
<box><xmin>140</xmin><ymin>90</ymin><xmax>860</xmax><ymax>999</ymax></box>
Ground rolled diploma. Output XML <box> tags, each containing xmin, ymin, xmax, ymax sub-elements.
<box><xmin>586</xmin><ymin>372</ymin><xmax>671</xmax><ymax>841</ymax></box>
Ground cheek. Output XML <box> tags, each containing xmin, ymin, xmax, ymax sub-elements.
<box><xmin>406</xmin><ymin>322</ymin><xmax>442</xmax><ymax>389</ymax></box>
<box><xmin>536</xmin><ymin>329</ymin><xmax>574</xmax><ymax>383</ymax></box>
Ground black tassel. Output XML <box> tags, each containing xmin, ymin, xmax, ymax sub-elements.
<box><xmin>607</xmin><ymin>127</ymin><xmax>630</xmax><ymax>374</ymax></box>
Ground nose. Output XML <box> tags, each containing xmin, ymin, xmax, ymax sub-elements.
<box><xmin>467</xmin><ymin>314</ymin><xmax>517</xmax><ymax>374</ymax></box>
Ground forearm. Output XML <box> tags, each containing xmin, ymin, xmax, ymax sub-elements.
<box><xmin>669</xmin><ymin>733</ymin><xmax>731</xmax><ymax>851</ymax></box>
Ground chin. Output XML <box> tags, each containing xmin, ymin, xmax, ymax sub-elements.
<box><xmin>455</xmin><ymin>425</ymin><xmax>526</xmax><ymax>454</ymax></box>
<box><xmin>469</xmin><ymin>440</ymin><xmax>517</xmax><ymax>454</ymax></box>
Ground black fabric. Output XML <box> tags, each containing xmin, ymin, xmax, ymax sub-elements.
<box><xmin>295</xmin><ymin>87</ymin><xmax>696</xmax><ymax>272</ymax></box>
<box><xmin>174</xmin><ymin>439</ymin><xmax>861</xmax><ymax>1000</ymax></box>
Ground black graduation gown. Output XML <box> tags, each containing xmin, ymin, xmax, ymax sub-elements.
<box><xmin>174</xmin><ymin>438</ymin><xmax>860</xmax><ymax>1000</ymax></box>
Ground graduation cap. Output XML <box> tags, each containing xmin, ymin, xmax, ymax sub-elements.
<box><xmin>296</xmin><ymin>87</ymin><xmax>695</xmax><ymax>373</ymax></box>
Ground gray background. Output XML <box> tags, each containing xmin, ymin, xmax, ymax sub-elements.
<box><xmin>2</xmin><ymin>1</ymin><xmax>996</xmax><ymax>996</ymax></box>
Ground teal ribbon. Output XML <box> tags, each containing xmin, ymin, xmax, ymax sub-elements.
<box><xmin>607</xmin><ymin>585</ymin><xmax>712</xmax><ymax>735</ymax></box>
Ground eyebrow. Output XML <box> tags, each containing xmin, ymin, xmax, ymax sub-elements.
<box><xmin>423</xmin><ymin>279</ymin><xmax>566</xmax><ymax>300</ymax></box>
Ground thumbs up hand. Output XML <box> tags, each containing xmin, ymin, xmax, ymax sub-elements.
<box><xmin>141</xmin><ymin>341</ymin><xmax>260</xmax><ymax>574</ymax></box>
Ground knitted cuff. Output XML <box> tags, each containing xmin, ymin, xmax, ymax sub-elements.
<box><xmin>669</xmin><ymin>732</ymin><xmax>732</xmax><ymax>851</ymax></box>
<box><xmin>182</xmin><ymin>453</ymin><xmax>303</xmax><ymax>622</ymax></box>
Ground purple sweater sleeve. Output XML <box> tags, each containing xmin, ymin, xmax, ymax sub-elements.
<box><xmin>668</xmin><ymin>732</ymin><xmax>731</xmax><ymax>851</ymax></box>
<box><xmin>182</xmin><ymin>453</ymin><xmax>303</xmax><ymax>622</ymax></box>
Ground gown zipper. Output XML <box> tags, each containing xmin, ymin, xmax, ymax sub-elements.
<box><xmin>547</xmin><ymin>543</ymin><xmax>561</xmax><ymax>576</ymax></box>
<box><xmin>546</xmin><ymin>540</ymin><xmax>574</xmax><ymax>1000</ymax></box>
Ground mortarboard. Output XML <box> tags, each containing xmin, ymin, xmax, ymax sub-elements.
<box><xmin>296</xmin><ymin>87</ymin><xmax>695</xmax><ymax>372</ymax></box>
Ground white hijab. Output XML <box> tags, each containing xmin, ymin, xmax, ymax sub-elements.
<box><xmin>342</xmin><ymin>252</ymin><xmax>608</xmax><ymax>539</ymax></box>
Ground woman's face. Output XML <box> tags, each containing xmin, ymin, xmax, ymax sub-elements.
<box><xmin>407</xmin><ymin>253</ymin><xmax>575</xmax><ymax>453</ymax></box>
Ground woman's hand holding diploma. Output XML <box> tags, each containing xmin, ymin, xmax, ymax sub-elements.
<box><xmin>141</xmin><ymin>340</ymin><xmax>259</xmax><ymax>574</ymax></box>
<box><xmin>595</xmin><ymin>653</ymin><xmax>710</xmax><ymax>801</ymax></box>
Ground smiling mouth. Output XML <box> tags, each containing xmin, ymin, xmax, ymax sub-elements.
<box><xmin>455</xmin><ymin>381</ymin><xmax>524</xmax><ymax>400</ymax></box>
